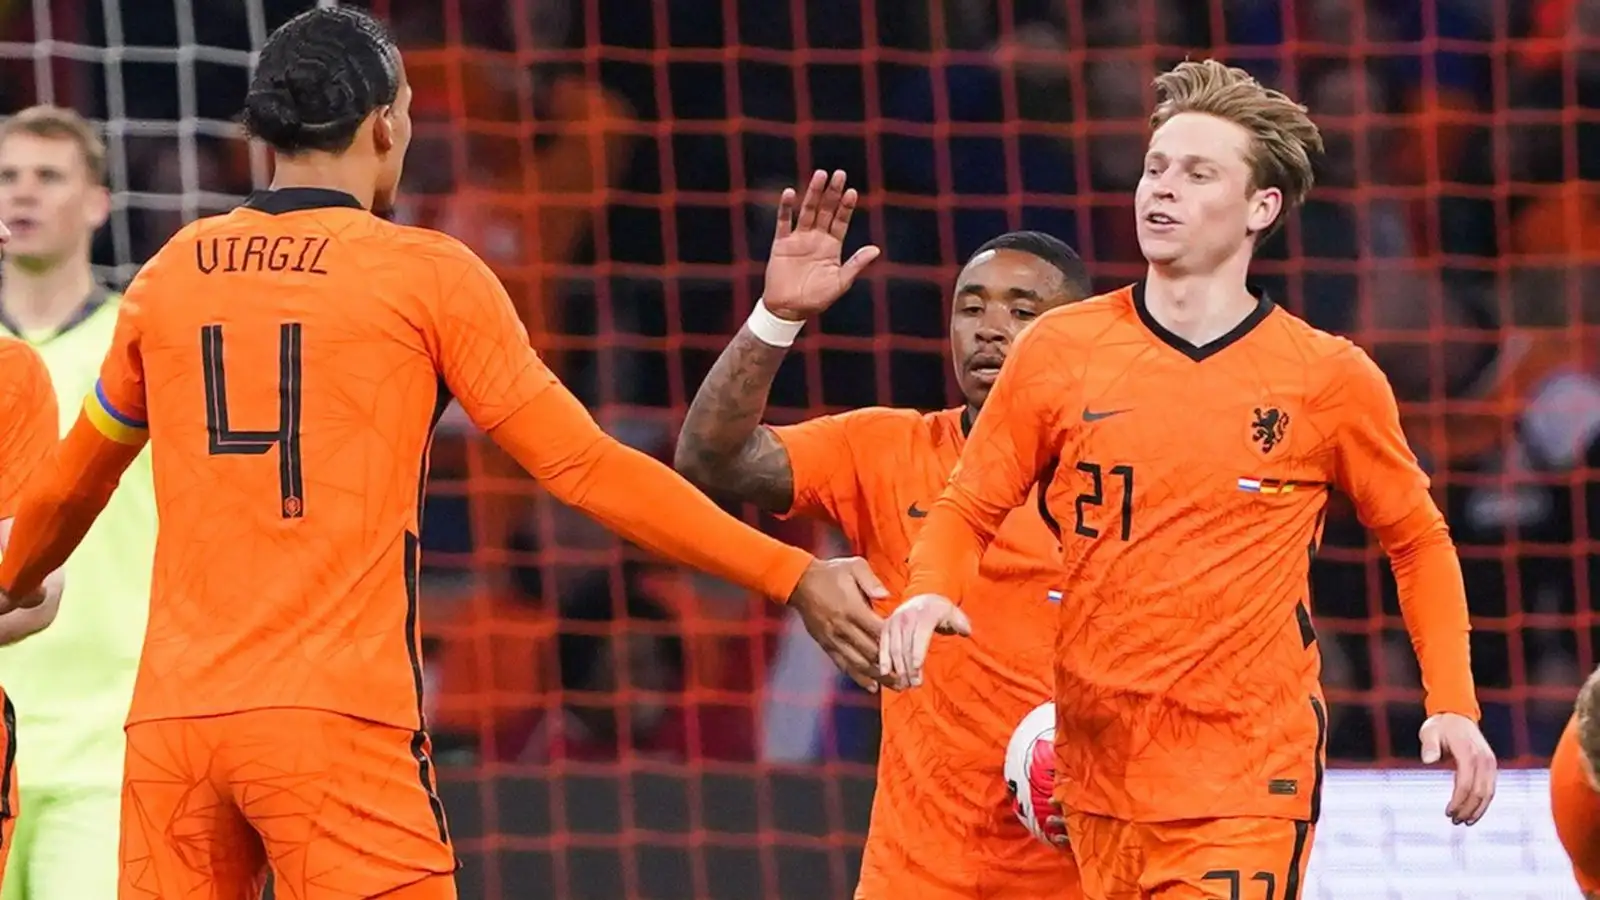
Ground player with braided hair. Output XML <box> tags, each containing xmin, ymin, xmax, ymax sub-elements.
<box><xmin>0</xmin><ymin>8</ymin><xmax>892</xmax><ymax>899</ymax></box>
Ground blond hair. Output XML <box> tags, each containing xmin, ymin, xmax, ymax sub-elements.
<box><xmin>1577</xmin><ymin>666</ymin><xmax>1600</xmax><ymax>777</ymax></box>
<box><xmin>0</xmin><ymin>105</ymin><xmax>107</xmax><ymax>184</ymax></box>
<box><xmin>1149</xmin><ymin>59</ymin><xmax>1323</xmax><ymax>240</ymax></box>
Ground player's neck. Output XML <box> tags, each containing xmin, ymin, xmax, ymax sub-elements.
<box><xmin>0</xmin><ymin>255</ymin><xmax>96</xmax><ymax>334</ymax></box>
<box><xmin>268</xmin><ymin>159</ymin><xmax>376</xmax><ymax>210</ymax></box>
<box><xmin>1142</xmin><ymin>255</ymin><xmax>1257</xmax><ymax>347</ymax></box>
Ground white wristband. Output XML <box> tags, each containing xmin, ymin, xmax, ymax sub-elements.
<box><xmin>746</xmin><ymin>298</ymin><xmax>806</xmax><ymax>348</ymax></box>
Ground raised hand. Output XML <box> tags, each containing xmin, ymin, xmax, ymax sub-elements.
<box><xmin>762</xmin><ymin>169</ymin><xmax>882</xmax><ymax>321</ymax></box>
<box><xmin>1419</xmin><ymin>712</ymin><xmax>1498</xmax><ymax>825</ymax></box>
<box><xmin>878</xmin><ymin>593</ymin><xmax>972</xmax><ymax>689</ymax></box>
<box><xmin>787</xmin><ymin>556</ymin><xmax>895</xmax><ymax>693</ymax></box>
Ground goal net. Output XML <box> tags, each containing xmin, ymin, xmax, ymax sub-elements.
<box><xmin>2</xmin><ymin>0</ymin><xmax>1595</xmax><ymax>897</ymax></box>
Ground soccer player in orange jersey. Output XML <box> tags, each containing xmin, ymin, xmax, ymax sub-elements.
<box><xmin>675</xmin><ymin>170</ymin><xmax>1091</xmax><ymax>899</ymax></box>
<box><xmin>1553</xmin><ymin>667</ymin><xmax>1600</xmax><ymax>897</ymax></box>
<box><xmin>0</xmin><ymin>10</ymin><xmax>895</xmax><ymax>900</ymax></box>
<box><xmin>881</xmin><ymin>59</ymin><xmax>1500</xmax><ymax>898</ymax></box>
<box><xmin>0</xmin><ymin>215</ymin><xmax>68</xmax><ymax>888</ymax></box>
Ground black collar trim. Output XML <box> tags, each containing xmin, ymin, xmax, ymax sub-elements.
<box><xmin>0</xmin><ymin>282</ymin><xmax>113</xmax><ymax>344</ymax></box>
<box><xmin>242</xmin><ymin>188</ymin><xmax>365</xmax><ymax>214</ymax></box>
<box><xmin>1131</xmin><ymin>279</ymin><xmax>1274</xmax><ymax>362</ymax></box>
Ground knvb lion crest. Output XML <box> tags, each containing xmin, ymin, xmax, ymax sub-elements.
<box><xmin>1251</xmin><ymin>406</ymin><xmax>1289</xmax><ymax>454</ymax></box>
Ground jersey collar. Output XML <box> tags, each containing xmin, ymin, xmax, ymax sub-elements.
<box><xmin>1131</xmin><ymin>279</ymin><xmax>1275</xmax><ymax>363</ymax></box>
<box><xmin>0</xmin><ymin>281</ymin><xmax>113</xmax><ymax>345</ymax></box>
<box><xmin>242</xmin><ymin>188</ymin><xmax>365</xmax><ymax>214</ymax></box>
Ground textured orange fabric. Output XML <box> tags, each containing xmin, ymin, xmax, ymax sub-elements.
<box><xmin>906</xmin><ymin>284</ymin><xmax>1476</xmax><ymax>823</ymax></box>
<box><xmin>774</xmin><ymin>406</ymin><xmax>1080</xmax><ymax>898</ymax></box>
<box><xmin>1551</xmin><ymin>713</ymin><xmax>1600</xmax><ymax>894</ymax></box>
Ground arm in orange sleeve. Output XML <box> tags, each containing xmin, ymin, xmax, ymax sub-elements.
<box><xmin>0</xmin><ymin>340</ymin><xmax>65</xmax><ymax>640</ymax></box>
<box><xmin>489</xmin><ymin>389</ymin><xmax>813</xmax><ymax>601</ymax></box>
<box><xmin>0</xmin><ymin>340</ymin><xmax>59</xmax><ymax>518</ymax></box>
<box><xmin>903</xmin><ymin>321</ymin><xmax>1066</xmax><ymax>605</ymax></box>
<box><xmin>1333</xmin><ymin>346</ymin><xmax>1479</xmax><ymax>720</ymax></box>
<box><xmin>426</xmin><ymin>243</ymin><xmax>813</xmax><ymax>603</ymax></box>
<box><xmin>0</xmin><ymin>298</ymin><xmax>148</xmax><ymax>600</ymax></box>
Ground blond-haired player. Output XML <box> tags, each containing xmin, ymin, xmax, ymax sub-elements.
<box><xmin>884</xmin><ymin>59</ymin><xmax>1498</xmax><ymax>896</ymax></box>
<box><xmin>0</xmin><ymin>105</ymin><xmax>148</xmax><ymax>900</ymax></box>
<box><xmin>1553</xmin><ymin>668</ymin><xmax>1600</xmax><ymax>897</ymax></box>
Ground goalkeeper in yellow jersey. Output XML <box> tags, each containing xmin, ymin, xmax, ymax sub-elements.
<box><xmin>0</xmin><ymin>106</ymin><xmax>151</xmax><ymax>900</ymax></box>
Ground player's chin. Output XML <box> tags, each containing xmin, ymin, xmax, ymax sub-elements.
<box><xmin>960</xmin><ymin>372</ymin><xmax>996</xmax><ymax>407</ymax></box>
<box><xmin>1136</xmin><ymin>234</ymin><xmax>1186</xmax><ymax>264</ymax></box>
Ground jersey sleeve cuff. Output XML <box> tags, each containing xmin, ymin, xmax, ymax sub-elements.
<box><xmin>85</xmin><ymin>381</ymin><xmax>147</xmax><ymax>445</ymax></box>
<box><xmin>762</xmin><ymin>545</ymin><xmax>814</xmax><ymax>604</ymax></box>
<box><xmin>1423</xmin><ymin>695</ymin><xmax>1482</xmax><ymax>722</ymax></box>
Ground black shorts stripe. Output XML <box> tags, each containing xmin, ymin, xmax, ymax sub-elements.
<box><xmin>1283</xmin><ymin>819</ymin><xmax>1311</xmax><ymax>900</ymax></box>
<box><xmin>402</xmin><ymin>530</ymin><xmax>450</xmax><ymax>846</ymax></box>
<box><xmin>1308</xmin><ymin>695</ymin><xmax>1328</xmax><ymax>824</ymax></box>
<box><xmin>0</xmin><ymin>694</ymin><xmax>14</xmax><ymax>824</ymax></box>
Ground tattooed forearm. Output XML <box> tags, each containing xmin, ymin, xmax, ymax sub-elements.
<box><xmin>674</xmin><ymin>325</ymin><xmax>797</xmax><ymax>512</ymax></box>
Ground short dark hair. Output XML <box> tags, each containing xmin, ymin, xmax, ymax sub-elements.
<box><xmin>970</xmin><ymin>231</ymin><xmax>1093</xmax><ymax>300</ymax></box>
<box><xmin>241</xmin><ymin>8</ymin><xmax>400</xmax><ymax>155</ymax></box>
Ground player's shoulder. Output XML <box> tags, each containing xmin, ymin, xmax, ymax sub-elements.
<box><xmin>805</xmin><ymin>404</ymin><xmax>933</xmax><ymax>440</ymax></box>
<box><xmin>365</xmin><ymin>219</ymin><xmax>487</xmax><ymax>269</ymax></box>
<box><xmin>1035</xmin><ymin>284</ymin><xmax>1134</xmax><ymax>329</ymax></box>
<box><xmin>1264</xmin><ymin>305</ymin><xmax>1381</xmax><ymax>381</ymax></box>
<box><xmin>0</xmin><ymin>337</ymin><xmax>49</xmax><ymax>398</ymax></box>
<box><xmin>0</xmin><ymin>335</ymin><xmax>45</xmax><ymax>373</ymax></box>
<box><xmin>1023</xmin><ymin>283</ymin><xmax>1139</xmax><ymax>348</ymax></box>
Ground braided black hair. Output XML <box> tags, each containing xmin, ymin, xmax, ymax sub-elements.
<box><xmin>241</xmin><ymin>7</ymin><xmax>400</xmax><ymax>154</ymax></box>
<box><xmin>970</xmin><ymin>230</ymin><xmax>1094</xmax><ymax>300</ymax></box>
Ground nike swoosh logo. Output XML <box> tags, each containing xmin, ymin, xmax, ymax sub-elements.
<box><xmin>1082</xmin><ymin>407</ymin><xmax>1130</xmax><ymax>422</ymax></box>
<box><xmin>907</xmin><ymin>503</ymin><xmax>929</xmax><ymax>518</ymax></box>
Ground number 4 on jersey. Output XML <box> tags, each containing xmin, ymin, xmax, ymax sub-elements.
<box><xmin>200</xmin><ymin>322</ymin><xmax>305</xmax><ymax>519</ymax></box>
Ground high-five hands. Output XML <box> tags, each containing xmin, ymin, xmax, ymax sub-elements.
<box><xmin>763</xmin><ymin>169</ymin><xmax>881</xmax><ymax>322</ymax></box>
<box><xmin>788</xmin><ymin>557</ymin><xmax>896</xmax><ymax>693</ymax></box>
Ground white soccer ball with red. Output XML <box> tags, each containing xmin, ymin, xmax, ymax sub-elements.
<box><xmin>1004</xmin><ymin>700</ymin><xmax>1067</xmax><ymax>845</ymax></box>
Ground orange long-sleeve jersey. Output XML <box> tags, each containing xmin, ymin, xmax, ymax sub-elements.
<box><xmin>0</xmin><ymin>338</ymin><xmax>57</xmax><ymax>521</ymax></box>
<box><xmin>905</xmin><ymin>283</ymin><xmax>1478</xmax><ymax>823</ymax></box>
<box><xmin>773</xmin><ymin>407</ymin><xmax>1079</xmax><ymax>898</ymax></box>
<box><xmin>0</xmin><ymin>188</ymin><xmax>812</xmax><ymax>733</ymax></box>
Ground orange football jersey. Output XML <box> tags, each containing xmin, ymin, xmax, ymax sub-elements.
<box><xmin>0</xmin><ymin>338</ymin><xmax>57</xmax><ymax>519</ymax></box>
<box><xmin>774</xmin><ymin>406</ymin><xmax>1079</xmax><ymax>898</ymax></box>
<box><xmin>907</xmin><ymin>283</ymin><xmax>1477</xmax><ymax>823</ymax></box>
<box><xmin>70</xmin><ymin>188</ymin><xmax>810</xmax><ymax>734</ymax></box>
<box><xmin>1552</xmin><ymin>713</ymin><xmax>1600</xmax><ymax>894</ymax></box>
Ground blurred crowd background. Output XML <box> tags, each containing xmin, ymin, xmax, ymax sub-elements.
<box><xmin>1</xmin><ymin>0</ymin><xmax>1597</xmax><ymax>895</ymax></box>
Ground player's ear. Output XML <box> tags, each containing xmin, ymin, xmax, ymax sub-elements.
<box><xmin>85</xmin><ymin>184</ymin><xmax>111</xmax><ymax>231</ymax></box>
<box><xmin>371</xmin><ymin>107</ymin><xmax>395</xmax><ymax>156</ymax></box>
<box><xmin>1246</xmin><ymin>186</ymin><xmax>1282</xmax><ymax>238</ymax></box>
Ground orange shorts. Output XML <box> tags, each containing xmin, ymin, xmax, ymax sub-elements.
<box><xmin>0</xmin><ymin>693</ymin><xmax>17</xmax><ymax>887</ymax></box>
<box><xmin>1065</xmin><ymin>812</ymin><xmax>1313</xmax><ymax>900</ymax></box>
<box><xmin>854</xmin><ymin>829</ymin><xmax>1083</xmax><ymax>899</ymax></box>
<box><xmin>120</xmin><ymin>709</ymin><xmax>457</xmax><ymax>900</ymax></box>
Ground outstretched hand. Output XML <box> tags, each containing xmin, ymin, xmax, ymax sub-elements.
<box><xmin>788</xmin><ymin>556</ymin><xmax>895</xmax><ymax>693</ymax></box>
<box><xmin>1419</xmin><ymin>712</ymin><xmax>1497</xmax><ymax>825</ymax></box>
<box><xmin>878</xmin><ymin>593</ymin><xmax>972</xmax><ymax>689</ymax></box>
<box><xmin>762</xmin><ymin>170</ymin><xmax>881</xmax><ymax>321</ymax></box>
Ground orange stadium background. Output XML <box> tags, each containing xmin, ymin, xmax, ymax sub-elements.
<box><xmin>0</xmin><ymin>0</ymin><xmax>1597</xmax><ymax>897</ymax></box>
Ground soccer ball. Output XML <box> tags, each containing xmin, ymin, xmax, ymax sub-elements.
<box><xmin>1004</xmin><ymin>700</ymin><xmax>1066</xmax><ymax>845</ymax></box>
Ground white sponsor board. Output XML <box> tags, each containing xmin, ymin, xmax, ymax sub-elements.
<box><xmin>1304</xmin><ymin>769</ymin><xmax>1579</xmax><ymax>899</ymax></box>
